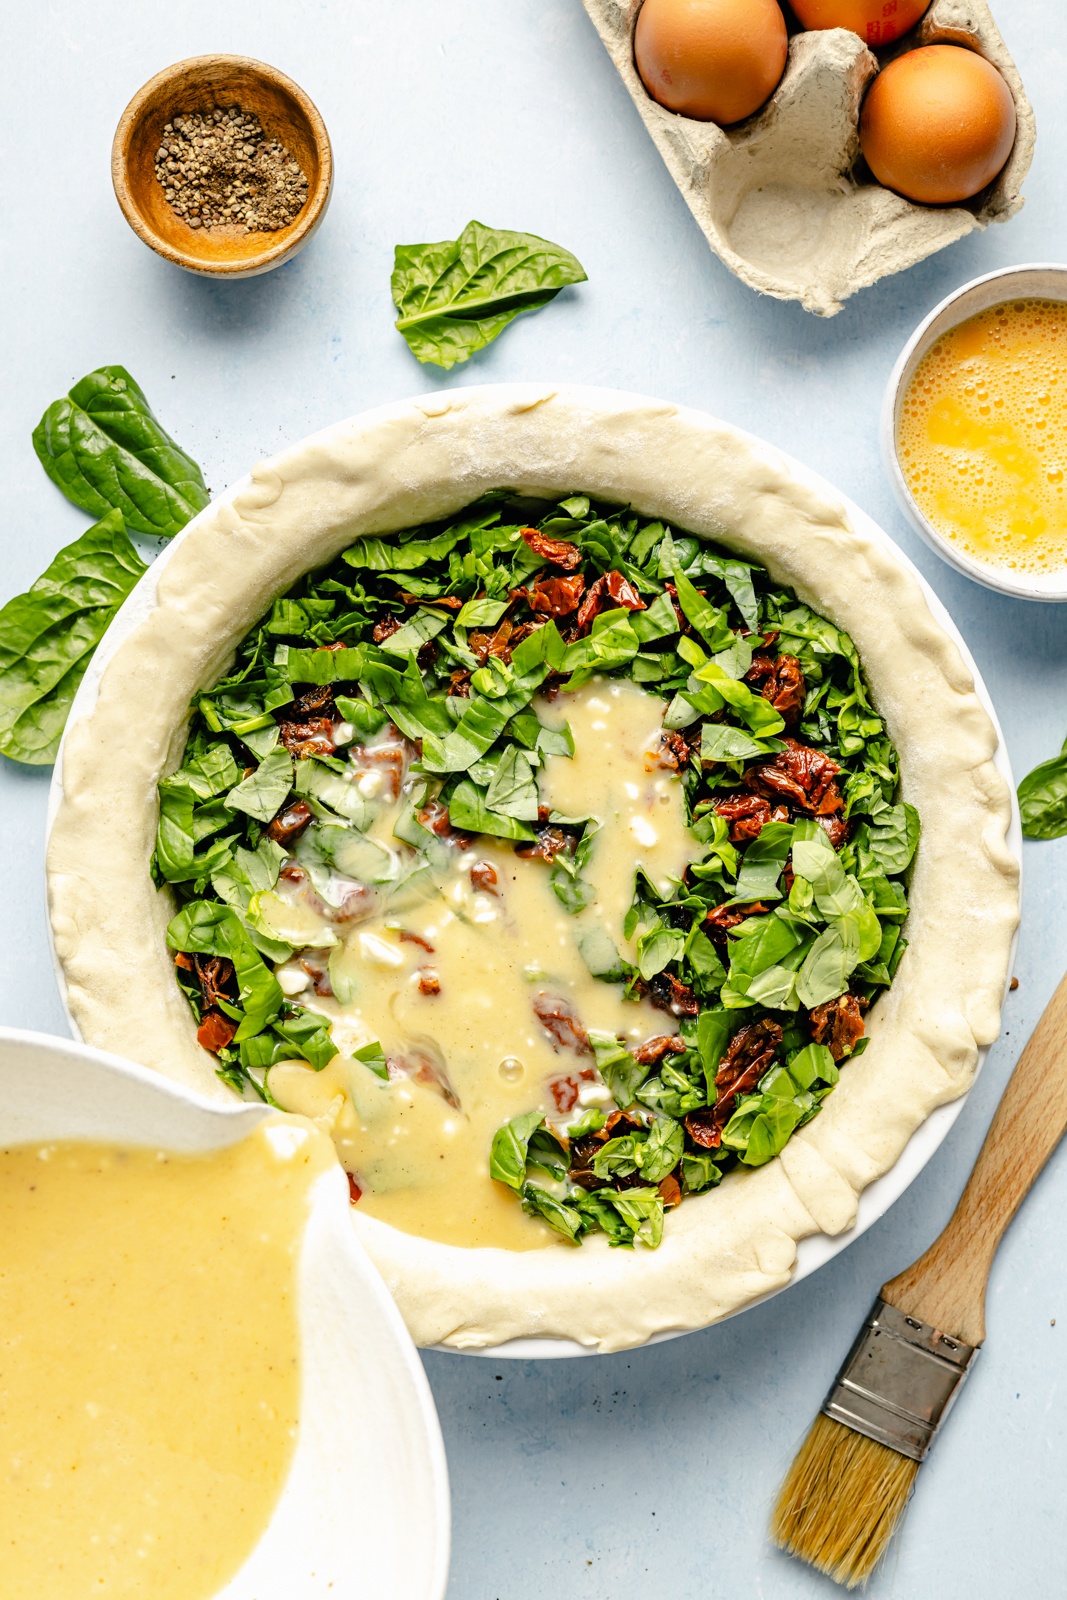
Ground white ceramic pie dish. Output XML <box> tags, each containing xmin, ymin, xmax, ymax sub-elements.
<box><xmin>44</xmin><ymin>385</ymin><xmax>1021</xmax><ymax>1357</ymax></box>
<box><xmin>882</xmin><ymin>262</ymin><xmax>1067</xmax><ymax>601</ymax></box>
<box><xmin>0</xmin><ymin>1027</ymin><xmax>450</xmax><ymax>1595</ymax></box>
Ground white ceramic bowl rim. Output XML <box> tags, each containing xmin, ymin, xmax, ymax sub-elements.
<box><xmin>882</xmin><ymin>261</ymin><xmax>1067</xmax><ymax>603</ymax></box>
<box><xmin>44</xmin><ymin>387</ymin><xmax>1021</xmax><ymax>1359</ymax></box>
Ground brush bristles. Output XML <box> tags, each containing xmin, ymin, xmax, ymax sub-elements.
<box><xmin>770</xmin><ymin>1413</ymin><xmax>919</xmax><ymax>1589</ymax></box>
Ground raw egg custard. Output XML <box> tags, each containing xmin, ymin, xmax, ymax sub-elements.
<box><xmin>899</xmin><ymin>297</ymin><xmax>1067</xmax><ymax>577</ymax></box>
<box><xmin>0</xmin><ymin>1118</ymin><xmax>333</xmax><ymax>1600</ymax></box>
<box><xmin>160</xmin><ymin>493</ymin><xmax>917</xmax><ymax>1254</ymax></box>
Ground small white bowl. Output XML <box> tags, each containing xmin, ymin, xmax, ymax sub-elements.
<box><xmin>882</xmin><ymin>263</ymin><xmax>1067</xmax><ymax>603</ymax></box>
<box><xmin>0</xmin><ymin>1028</ymin><xmax>450</xmax><ymax>1598</ymax></box>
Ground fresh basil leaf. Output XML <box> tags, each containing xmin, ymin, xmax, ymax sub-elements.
<box><xmin>293</xmin><ymin>758</ymin><xmax>368</xmax><ymax>826</ymax></box>
<box><xmin>511</xmin><ymin>620</ymin><xmax>567</xmax><ymax>677</ymax></box>
<box><xmin>588</xmin><ymin>1028</ymin><xmax>646</xmax><ymax>1105</ymax></box>
<box><xmin>867</xmin><ymin>802</ymin><xmax>921</xmax><ymax>874</ymax></box>
<box><xmin>682</xmin><ymin>1152</ymin><xmax>724</xmax><ymax>1193</ymax></box>
<box><xmin>700</xmin><ymin>724</ymin><xmax>784</xmax><ymax>764</ymax></box>
<box><xmin>788</xmin><ymin>1042</ymin><xmax>839</xmax><ymax>1090</ymax></box>
<box><xmin>605</xmin><ymin>1188</ymin><xmax>664</xmax><ymax>1248</ymax></box>
<box><xmin>392</xmin><ymin>220</ymin><xmax>587</xmax><ymax>369</ymax></box>
<box><xmin>0</xmin><ymin>510</ymin><xmax>147</xmax><ymax>764</ymax></box>
<box><xmin>696</xmin><ymin>1008</ymin><xmax>732</xmax><ymax>1099</ymax></box>
<box><xmin>448</xmin><ymin>779</ymin><xmax>537</xmax><ymax>840</ymax></box>
<box><xmin>527</xmin><ymin>1126</ymin><xmax>569</xmax><ymax>1180</ymax></box>
<box><xmin>795</xmin><ymin>917</ymin><xmax>861</xmax><ymax>1009</ymax></box>
<box><xmin>630</xmin><ymin>590</ymin><xmax>679</xmax><ymax>643</ymax></box>
<box><xmin>278</xmin><ymin>645</ymin><xmax>365</xmax><ymax>685</ymax></box>
<box><xmin>688</xmin><ymin>551</ymin><xmax>760</xmax><ymax>631</ymax></box>
<box><xmin>166</xmin><ymin>900</ymin><xmax>282</xmax><ymax>1040</ymax></box>
<box><xmin>520</xmin><ymin>1182</ymin><xmax>584</xmax><ymax>1241</ymax></box>
<box><xmin>378</xmin><ymin>607</ymin><xmax>450</xmax><ymax>657</ymax></box>
<box><xmin>353</xmin><ymin>1040</ymin><xmax>389</xmax><ymax>1080</ymax></box>
<box><xmin>729</xmin><ymin>820</ymin><xmax>793</xmax><ymax>904</ymax></box>
<box><xmin>684</xmin><ymin>925</ymin><xmax>727</xmax><ymax>987</ymax></box>
<box><xmin>572</xmin><ymin>1189</ymin><xmax>635</xmax><ymax>1246</ymax></box>
<box><xmin>1018</xmin><ymin>752</ymin><xmax>1067</xmax><ymax>839</ymax></box>
<box><xmin>737</xmin><ymin>1098</ymin><xmax>805</xmax><ymax>1166</ymax></box>
<box><xmin>728</xmin><ymin>914</ymin><xmax>801</xmax><ymax>979</ymax></box>
<box><xmin>592</xmin><ymin>1134</ymin><xmax>641</xmax><ymax>1181</ymax></box>
<box><xmin>671</xmin><ymin>566</ymin><xmax>733</xmax><ymax>651</ymax></box>
<box><xmin>484</xmin><ymin>744</ymin><xmax>539</xmax><ymax>820</ymax></box>
<box><xmin>635</xmin><ymin>923</ymin><xmax>686</xmax><ymax>980</ymax></box>
<box><xmin>456</xmin><ymin>596</ymin><xmax>510</xmax><ymax>627</ymax></box>
<box><xmin>343</xmin><ymin>528</ymin><xmax>465</xmax><ymax>572</ymax></box>
<box><xmin>33</xmin><ymin>367</ymin><xmax>209</xmax><ymax>539</ymax></box>
<box><xmin>225</xmin><ymin>748</ymin><xmax>294</xmax><ymax>823</ymax></box>
<box><xmin>335</xmin><ymin>694</ymin><xmax>388</xmax><ymax>739</ymax></box>
<box><xmin>636</xmin><ymin>1118</ymin><xmax>683</xmax><ymax>1184</ymax></box>
<box><xmin>272</xmin><ymin>1010</ymin><xmax>337</xmax><ymax>1070</ymax></box>
<box><xmin>489</xmin><ymin>1109</ymin><xmax>544</xmax><ymax>1190</ymax></box>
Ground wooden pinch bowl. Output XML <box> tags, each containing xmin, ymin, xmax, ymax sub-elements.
<box><xmin>112</xmin><ymin>55</ymin><xmax>332</xmax><ymax>279</ymax></box>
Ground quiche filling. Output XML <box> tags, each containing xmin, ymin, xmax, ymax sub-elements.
<box><xmin>157</xmin><ymin>492</ymin><xmax>918</xmax><ymax>1251</ymax></box>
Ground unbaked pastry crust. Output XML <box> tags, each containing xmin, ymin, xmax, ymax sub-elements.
<box><xmin>47</xmin><ymin>386</ymin><xmax>1019</xmax><ymax>1352</ymax></box>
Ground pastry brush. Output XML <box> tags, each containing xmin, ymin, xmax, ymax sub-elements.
<box><xmin>771</xmin><ymin>971</ymin><xmax>1067</xmax><ymax>1588</ymax></box>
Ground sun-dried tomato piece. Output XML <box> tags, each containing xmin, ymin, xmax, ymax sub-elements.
<box><xmin>418</xmin><ymin>799</ymin><xmax>473</xmax><ymax>848</ymax></box>
<box><xmin>810</xmin><ymin>994</ymin><xmax>866</xmax><ymax>1060</ymax></box>
<box><xmin>417</xmin><ymin>967</ymin><xmax>441</xmax><ymax>997</ymax></box>
<box><xmin>750</xmin><ymin>737</ymin><xmax>843</xmax><ymax>816</ymax></box>
<box><xmin>632</xmin><ymin>1034</ymin><xmax>686</xmax><ymax>1066</ymax></box>
<box><xmin>190</xmin><ymin>954</ymin><xmax>237</xmax><ymax>1009</ymax></box>
<box><xmin>658</xmin><ymin>1173</ymin><xmax>683</xmax><ymax>1208</ymax></box>
<box><xmin>684</xmin><ymin>1107</ymin><xmax>722</xmax><ymax>1149</ymax></box>
<box><xmin>549</xmin><ymin>1067</ymin><xmax>597</xmax><ymax>1114</ymax></box>
<box><xmin>278</xmin><ymin>718</ymin><xmax>335</xmax><ymax>758</ymax></box>
<box><xmin>267</xmin><ymin>799</ymin><xmax>313</xmax><ymax>847</ymax></box>
<box><xmin>712</xmin><ymin>794</ymin><xmax>789</xmax><ymax>843</ymax></box>
<box><xmin>449</xmin><ymin>670</ymin><xmax>472</xmax><ymax>697</ymax></box>
<box><xmin>818</xmin><ymin>815</ymin><xmax>850</xmax><ymax>850</ymax></box>
<box><xmin>714</xmin><ymin>1018</ymin><xmax>782</xmax><ymax>1100</ymax></box>
<box><xmin>515</xmin><ymin>824</ymin><xmax>574</xmax><ymax>862</ymax></box>
<box><xmin>744</xmin><ymin>653</ymin><xmax>806</xmax><ymax>723</ymax></box>
<box><xmin>372</xmin><ymin>616</ymin><xmax>402</xmax><ymax>643</ymax></box>
<box><xmin>648</xmin><ymin>972</ymin><xmax>699</xmax><ymax>1017</ymax></box>
<box><xmin>703</xmin><ymin>901</ymin><xmax>769</xmax><ymax>943</ymax></box>
<box><xmin>279</xmin><ymin>864</ymin><xmax>306</xmax><ymax>883</ymax></box>
<box><xmin>470</xmin><ymin>861</ymin><xmax>499</xmax><ymax>894</ymax></box>
<box><xmin>527</xmin><ymin>573</ymin><xmax>586</xmax><ymax>617</ymax></box>
<box><xmin>534</xmin><ymin>994</ymin><xmax>591</xmax><ymax>1055</ymax></box>
<box><xmin>197</xmin><ymin>1009</ymin><xmax>237</xmax><ymax>1053</ymax></box>
<box><xmin>347</xmin><ymin>1172</ymin><xmax>363</xmax><ymax>1205</ymax></box>
<box><xmin>400</xmin><ymin>591</ymin><xmax>463</xmax><ymax>609</ymax></box>
<box><xmin>399</xmin><ymin>929</ymin><xmax>435</xmax><ymax>953</ymax></box>
<box><xmin>575</xmin><ymin>570</ymin><xmax>647</xmax><ymax>633</ymax></box>
<box><xmin>646</xmin><ymin>729</ymin><xmax>692</xmax><ymax>773</ymax></box>
<box><xmin>520</xmin><ymin>528</ymin><xmax>582</xmax><ymax>570</ymax></box>
<box><xmin>300</xmin><ymin>959</ymin><xmax>334</xmax><ymax>998</ymax></box>
<box><xmin>290</xmin><ymin>684</ymin><xmax>337</xmax><ymax>719</ymax></box>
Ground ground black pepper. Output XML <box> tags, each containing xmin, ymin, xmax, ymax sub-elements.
<box><xmin>154</xmin><ymin>107</ymin><xmax>309</xmax><ymax>233</ymax></box>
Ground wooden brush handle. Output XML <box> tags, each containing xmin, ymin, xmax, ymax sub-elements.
<box><xmin>881</xmin><ymin>972</ymin><xmax>1067</xmax><ymax>1347</ymax></box>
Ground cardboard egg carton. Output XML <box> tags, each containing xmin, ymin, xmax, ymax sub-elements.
<box><xmin>581</xmin><ymin>0</ymin><xmax>1035</xmax><ymax>315</ymax></box>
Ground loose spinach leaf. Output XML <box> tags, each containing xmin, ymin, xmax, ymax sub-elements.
<box><xmin>391</xmin><ymin>220</ymin><xmax>587</xmax><ymax>369</ymax></box>
<box><xmin>1018</xmin><ymin>750</ymin><xmax>1067</xmax><ymax>840</ymax></box>
<box><xmin>448</xmin><ymin>778</ymin><xmax>537</xmax><ymax>841</ymax></box>
<box><xmin>0</xmin><ymin>509</ymin><xmax>146</xmax><ymax>764</ymax></box>
<box><xmin>33</xmin><ymin>367</ymin><xmax>209</xmax><ymax>539</ymax></box>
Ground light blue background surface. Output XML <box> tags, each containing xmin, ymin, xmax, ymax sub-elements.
<box><xmin>3</xmin><ymin>2</ymin><xmax>1065</xmax><ymax>1594</ymax></box>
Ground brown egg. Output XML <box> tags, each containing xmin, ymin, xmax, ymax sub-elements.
<box><xmin>860</xmin><ymin>45</ymin><xmax>1016</xmax><ymax>204</ymax></box>
<box><xmin>634</xmin><ymin>0</ymin><xmax>788</xmax><ymax>126</ymax></box>
<box><xmin>790</xmin><ymin>0</ymin><xmax>929</xmax><ymax>47</ymax></box>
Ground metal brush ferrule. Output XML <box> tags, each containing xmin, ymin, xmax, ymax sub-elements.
<box><xmin>821</xmin><ymin>1298</ymin><xmax>980</xmax><ymax>1463</ymax></box>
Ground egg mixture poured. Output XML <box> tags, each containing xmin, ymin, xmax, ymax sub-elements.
<box><xmin>0</xmin><ymin>1119</ymin><xmax>334</xmax><ymax>1600</ymax></box>
<box><xmin>267</xmin><ymin>679</ymin><xmax>701</xmax><ymax>1250</ymax></box>
<box><xmin>898</xmin><ymin>298</ymin><xmax>1067</xmax><ymax>575</ymax></box>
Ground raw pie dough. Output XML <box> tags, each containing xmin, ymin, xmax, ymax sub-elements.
<box><xmin>47</xmin><ymin>386</ymin><xmax>1019</xmax><ymax>1352</ymax></box>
